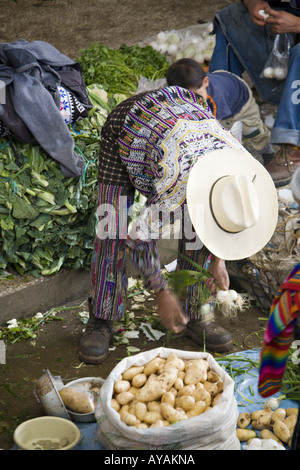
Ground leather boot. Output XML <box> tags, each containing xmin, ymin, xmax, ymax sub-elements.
<box><xmin>78</xmin><ymin>298</ymin><xmax>113</xmax><ymax>364</ymax></box>
<box><xmin>265</xmin><ymin>144</ymin><xmax>300</xmax><ymax>188</ymax></box>
<box><xmin>184</xmin><ymin>314</ymin><xmax>233</xmax><ymax>353</ymax></box>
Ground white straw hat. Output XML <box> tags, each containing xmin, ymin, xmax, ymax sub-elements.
<box><xmin>186</xmin><ymin>148</ymin><xmax>278</xmax><ymax>260</ymax></box>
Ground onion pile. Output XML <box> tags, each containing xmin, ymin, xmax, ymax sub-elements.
<box><xmin>149</xmin><ymin>24</ymin><xmax>215</xmax><ymax>64</ymax></box>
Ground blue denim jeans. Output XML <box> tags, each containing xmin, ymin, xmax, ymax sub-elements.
<box><xmin>209</xmin><ymin>3</ymin><xmax>300</xmax><ymax>146</ymax></box>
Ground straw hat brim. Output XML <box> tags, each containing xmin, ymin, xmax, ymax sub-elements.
<box><xmin>186</xmin><ymin>148</ymin><xmax>278</xmax><ymax>260</ymax></box>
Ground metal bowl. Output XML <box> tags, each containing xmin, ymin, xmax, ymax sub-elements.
<box><xmin>60</xmin><ymin>377</ymin><xmax>105</xmax><ymax>423</ymax></box>
<box><xmin>34</xmin><ymin>370</ymin><xmax>70</xmax><ymax>420</ymax></box>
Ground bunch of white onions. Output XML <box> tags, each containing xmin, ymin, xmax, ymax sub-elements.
<box><xmin>215</xmin><ymin>289</ymin><xmax>249</xmax><ymax>318</ymax></box>
<box><xmin>149</xmin><ymin>24</ymin><xmax>215</xmax><ymax>64</ymax></box>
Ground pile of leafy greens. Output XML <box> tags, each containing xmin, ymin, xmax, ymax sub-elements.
<box><xmin>0</xmin><ymin>43</ymin><xmax>168</xmax><ymax>277</ymax></box>
<box><xmin>78</xmin><ymin>43</ymin><xmax>169</xmax><ymax>95</ymax></box>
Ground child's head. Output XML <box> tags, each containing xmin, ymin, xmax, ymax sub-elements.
<box><xmin>166</xmin><ymin>58</ymin><xmax>209</xmax><ymax>99</ymax></box>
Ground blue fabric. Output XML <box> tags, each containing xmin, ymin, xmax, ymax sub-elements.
<box><xmin>206</xmin><ymin>71</ymin><xmax>249</xmax><ymax>120</ymax></box>
<box><xmin>209</xmin><ymin>3</ymin><xmax>300</xmax><ymax>146</ymax></box>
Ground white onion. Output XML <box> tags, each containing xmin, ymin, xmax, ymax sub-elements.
<box><xmin>200</xmin><ymin>303</ymin><xmax>211</xmax><ymax>315</ymax></box>
<box><xmin>274</xmin><ymin>67</ymin><xmax>287</xmax><ymax>80</ymax></box>
<box><xmin>258</xmin><ymin>9</ymin><xmax>270</xmax><ymax>20</ymax></box>
<box><xmin>194</xmin><ymin>53</ymin><xmax>204</xmax><ymax>64</ymax></box>
<box><xmin>157</xmin><ymin>31</ymin><xmax>167</xmax><ymax>44</ymax></box>
<box><xmin>263</xmin><ymin>66</ymin><xmax>274</xmax><ymax>79</ymax></box>
<box><xmin>216</xmin><ymin>290</ymin><xmax>229</xmax><ymax>302</ymax></box>
<box><xmin>168</xmin><ymin>32</ymin><xmax>180</xmax><ymax>45</ymax></box>
<box><xmin>167</xmin><ymin>44</ymin><xmax>178</xmax><ymax>56</ymax></box>
<box><xmin>183</xmin><ymin>45</ymin><xmax>196</xmax><ymax>58</ymax></box>
<box><xmin>227</xmin><ymin>289</ymin><xmax>238</xmax><ymax>302</ymax></box>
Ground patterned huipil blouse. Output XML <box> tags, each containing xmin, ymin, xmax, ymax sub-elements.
<box><xmin>91</xmin><ymin>86</ymin><xmax>246</xmax><ymax>320</ymax></box>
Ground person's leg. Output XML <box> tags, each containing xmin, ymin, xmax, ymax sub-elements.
<box><xmin>177</xmin><ymin>207</ymin><xmax>232</xmax><ymax>353</ymax></box>
<box><xmin>79</xmin><ymin>183</ymin><xmax>133</xmax><ymax>364</ymax></box>
<box><xmin>220</xmin><ymin>78</ymin><xmax>273</xmax><ymax>164</ymax></box>
<box><xmin>209</xmin><ymin>22</ymin><xmax>244</xmax><ymax>77</ymax></box>
<box><xmin>265</xmin><ymin>43</ymin><xmax>300</xmax><ymax>187</ymax></box>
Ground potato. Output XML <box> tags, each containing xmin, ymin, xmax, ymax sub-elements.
<box><xmin>169</xmin><ymin>387</ymin><xmax>178</xmax><ymax>397</ymax></box>
<box><xmin>161</xmin><ymin>391</ymin><xmax>176</xmax><ymax>407</ymax></box>
<box><xmin>184</xmin><ymin>364</ymin><xmax>207</xmax><ymax>385</ymax></box>
<box><xmin>135</xmin><ymin>423</ymin><xmax>148</xmax><ymax>429</ymax></box>
<box><xmin>160</xmin><ymin>403</ymin><xmax>187</xmax><ymax>423</ymax></box>
<box><xmin>236</xmin><ymin>428</ymin><xmax>257</xmax><ymax>442</ymax></box>
<box><xmin>111</xmin><ymin>398</ymin><xmax>120</xmax><ymax>412</ymax></box>
<box><xmin>118</xmin><ymin>405</ymin><xmax>129</xmax><ymax>419</ymax></box>
<box><xmin>193</xmin><ymin>388</ymin><xmax>211</xmax><ymax>407</ymax></box>
<box><xmin>150</xmin><ymin>420</ymin><xmax>165</xmax><ymax>428</ymax></box>
<box><xmin>212</xmin><ymin>393</ymin><xmax>222</xmax><ymax>406</ymax></box>
<box><xmin>128</xmin><ymin>386</ymin><xmax>139</xmax><ymax>396</ymax></box>
<box><xmin>121</xmin><ymin>411</ymin><xmax>138</xmax><ymax>426</ymax></box>
<box><xmin>175</xmin><ymin>395</ymin><xmax>195</xmax><ymax>412</ymax></box>
<box><xmin>216</xmin><ymin>381</ymin><xmax>224</xmax><ymax>393</ymax></box>
<box><xmin>237</xmin><ymin>412</ymin><xmax>250</xmax><ymax>429</ymax></box>
<box><xmin>133</xmin><ymin>402</ymin><xmax>147</xmax><ymax>421</ymax></box>
<box><xmin>207</xmin><ymin>371</ymin><xmax>220</xmax><ymax>383</ymax></box>
<box><xmin>284</xmin><ymin>414</ymin><xmax>297</xmax><ymax>431</ymax></box>
<box><xmin>131</xmin><ymin>373</ymin><xmax>147</xmax><ymax>388</ymax></box>
<box><xmin>203</xmin><ymin>381</ymin><xmax>219</xmax><ymax>398</ymax></box>
<box><xmin>184</xmin><ymin>359</ymin><xmax>209</xmax><ymax>372</ymax></box>
<box><xmin>143</xmin><ymin>411</ymin><xmax>163</xmax><ymax>425</ymax></box>
<box><xmin>177</xmin><ymin>370</ymin><xmax>185</xmax><ymax>380</ymax></box>
<box><xmin>260</xmin><ymin>429</ymin><xmax>283</xmax><ymax>444</ymax></box>
<box><xmin>163</xmin><ymin>354</ymin><xmax>185</xmax><ymax>372</ymax></box>
<box><xmin>286</xmin><ymin>407</ymin><xmax>298</xmax><ymax>417</ymax></box>
<box><xmin>135</xmin><ymin>367</ymin><xmax>178</xmax><ymax>403</ymax></box>
<box><xmin>147</xmin><ymin>401</ymin><xmax>161</xmax><ymax>412</ymax></box>
<box><xmin>122</xmin><ymin>366</ymin><xmax>144</xmax><ymax>381</ymax></box>
<box><xmin>250</xmin><ymin>408</ymin><xmax>271</xmax><ymax>420</ymax></box>
<box><xmin>115</xmin><ymin>391</ymin><xmax>135</xmax><ymax>406</ymax></box>
<box><xmin>174</xmin><ymin>378</ymin><xmax>184</xmax><ymax>391</ymax></box>
<box><xmin>273</xmin><ymin>420</ymin><xmax>291</xmax><ymax>443</ymax></box>
<box><xmin>114</xmin><ymin>379</ymin><xmax>131</xmax><ymax>394</ymax></box>
<box><xmin>143</xmin><ymin>357</ymin><xmax>165</xmax><ymax>376</ymax></box>
<box><xmin>186</xmin><ymin>400</ymin><xmax>206</xmax><ymax>418</ymax></box>
<box><xmin>252</xmin><ymin>413</ymin><xmax>272</xmax><ymax>430</ymax></box>
<box><xmin>59</xmin><ymin>387</ymin><xmax>94</xmax><ymax>414</ymax></box>
<box><xmin>270</xmin><ymin>407</ymin><xmax>286</xmax><ymax>425</ymax></box>
<box><xmin>177</xmin><ymin>384</ymin><xmax>195</xmax><ymax>397</ymax></box>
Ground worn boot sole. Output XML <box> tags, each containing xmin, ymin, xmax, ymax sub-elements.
<box><xmin>184</xmin><ymin>325</ymin><xmax>233</xmax><ymax>353</ymax></box>
<box><xmin>273</xmin><ymin>176</ymin><xmax>292</xmax><ymax>188</ymax></box>
<box><xmin>78</xmin><ymin>347</ymin><xmax>109</xmax><ymax>365</ymax></box>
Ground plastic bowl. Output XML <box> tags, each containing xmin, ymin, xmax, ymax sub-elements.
<box><xmin>61</xmin><ymin>377</ymin><xmax>104</xmax><ymax>423</ymax></box>
<box><xmin>13</xmin><ymin>416</ymin><xmax>81</xmax><ymax>450</ymax></box>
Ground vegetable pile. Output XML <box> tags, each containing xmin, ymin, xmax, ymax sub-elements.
<box><xmin>111</xmin><ymin>353</ymin><xmax>224</xmax><ymax>428</ymax></box>
<box><xmin>0</xmin><ymin>111</ymin><xmax>103</xmax><ymax>276</ymax></box>
<box><xmin>78</xmin><ymin>43</ymin><xmax>169</xmax><ymax>95</ymax></box>
<box><xmin>148</xmin><ymin>25</ymin><xmax>215</xmax><ymax>65</ymax></box>
<box><xmin>0</xmin><ymin>42</ymin><xmax>169</xmax><ymax>277</ymax></box>
<box><xmin>236</xmin><ymin>406</ymin><xmax>298</xmax><ymax>449</ymax></box>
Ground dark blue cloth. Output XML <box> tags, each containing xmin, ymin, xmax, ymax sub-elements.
<box><xmin>206</xmin><ymin>71</ymin><xmax>249</xmax><ymax>120</ymax></box>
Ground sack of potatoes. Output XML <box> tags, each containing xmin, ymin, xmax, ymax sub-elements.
<box><xmin>95</xmin><ymin>347</ymin><xmax>240</xmax><ymax>450</ymax></box>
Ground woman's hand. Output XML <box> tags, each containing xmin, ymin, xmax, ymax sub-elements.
<box><xmin>156</xmin><ymin>288</ymin><xmax>189</xmax><ymax>334</ymax></box>
<box><xmin>206</xmin><ymin>255</ymin><xmax>230</xmax><ymax>294</ymax></box>
<box><xmin>265</xmin><ymin>8</ymin><xmax>300</xmax><ymax>34</ymax></box>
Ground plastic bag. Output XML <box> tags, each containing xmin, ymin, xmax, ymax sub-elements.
<box><xmin>261</xmin><ymin>33</ymin><xmax>292</xmax><ymax>80</ymax></box>
<box><xmin>95</xmin><ymin>347</ymin><xmax>240</xmax><ymax>450</ymax></box>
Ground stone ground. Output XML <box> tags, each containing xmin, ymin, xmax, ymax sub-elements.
<box><xmin>0</xmin><ymin>0</ymin><xmax>273</xmax><ymax>451</ymax></box>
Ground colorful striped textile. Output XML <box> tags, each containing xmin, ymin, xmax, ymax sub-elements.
<box><xmin>258</xmin><ymin>263</ymin><xmax>300</xmax><ymax>397</ymax></box>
